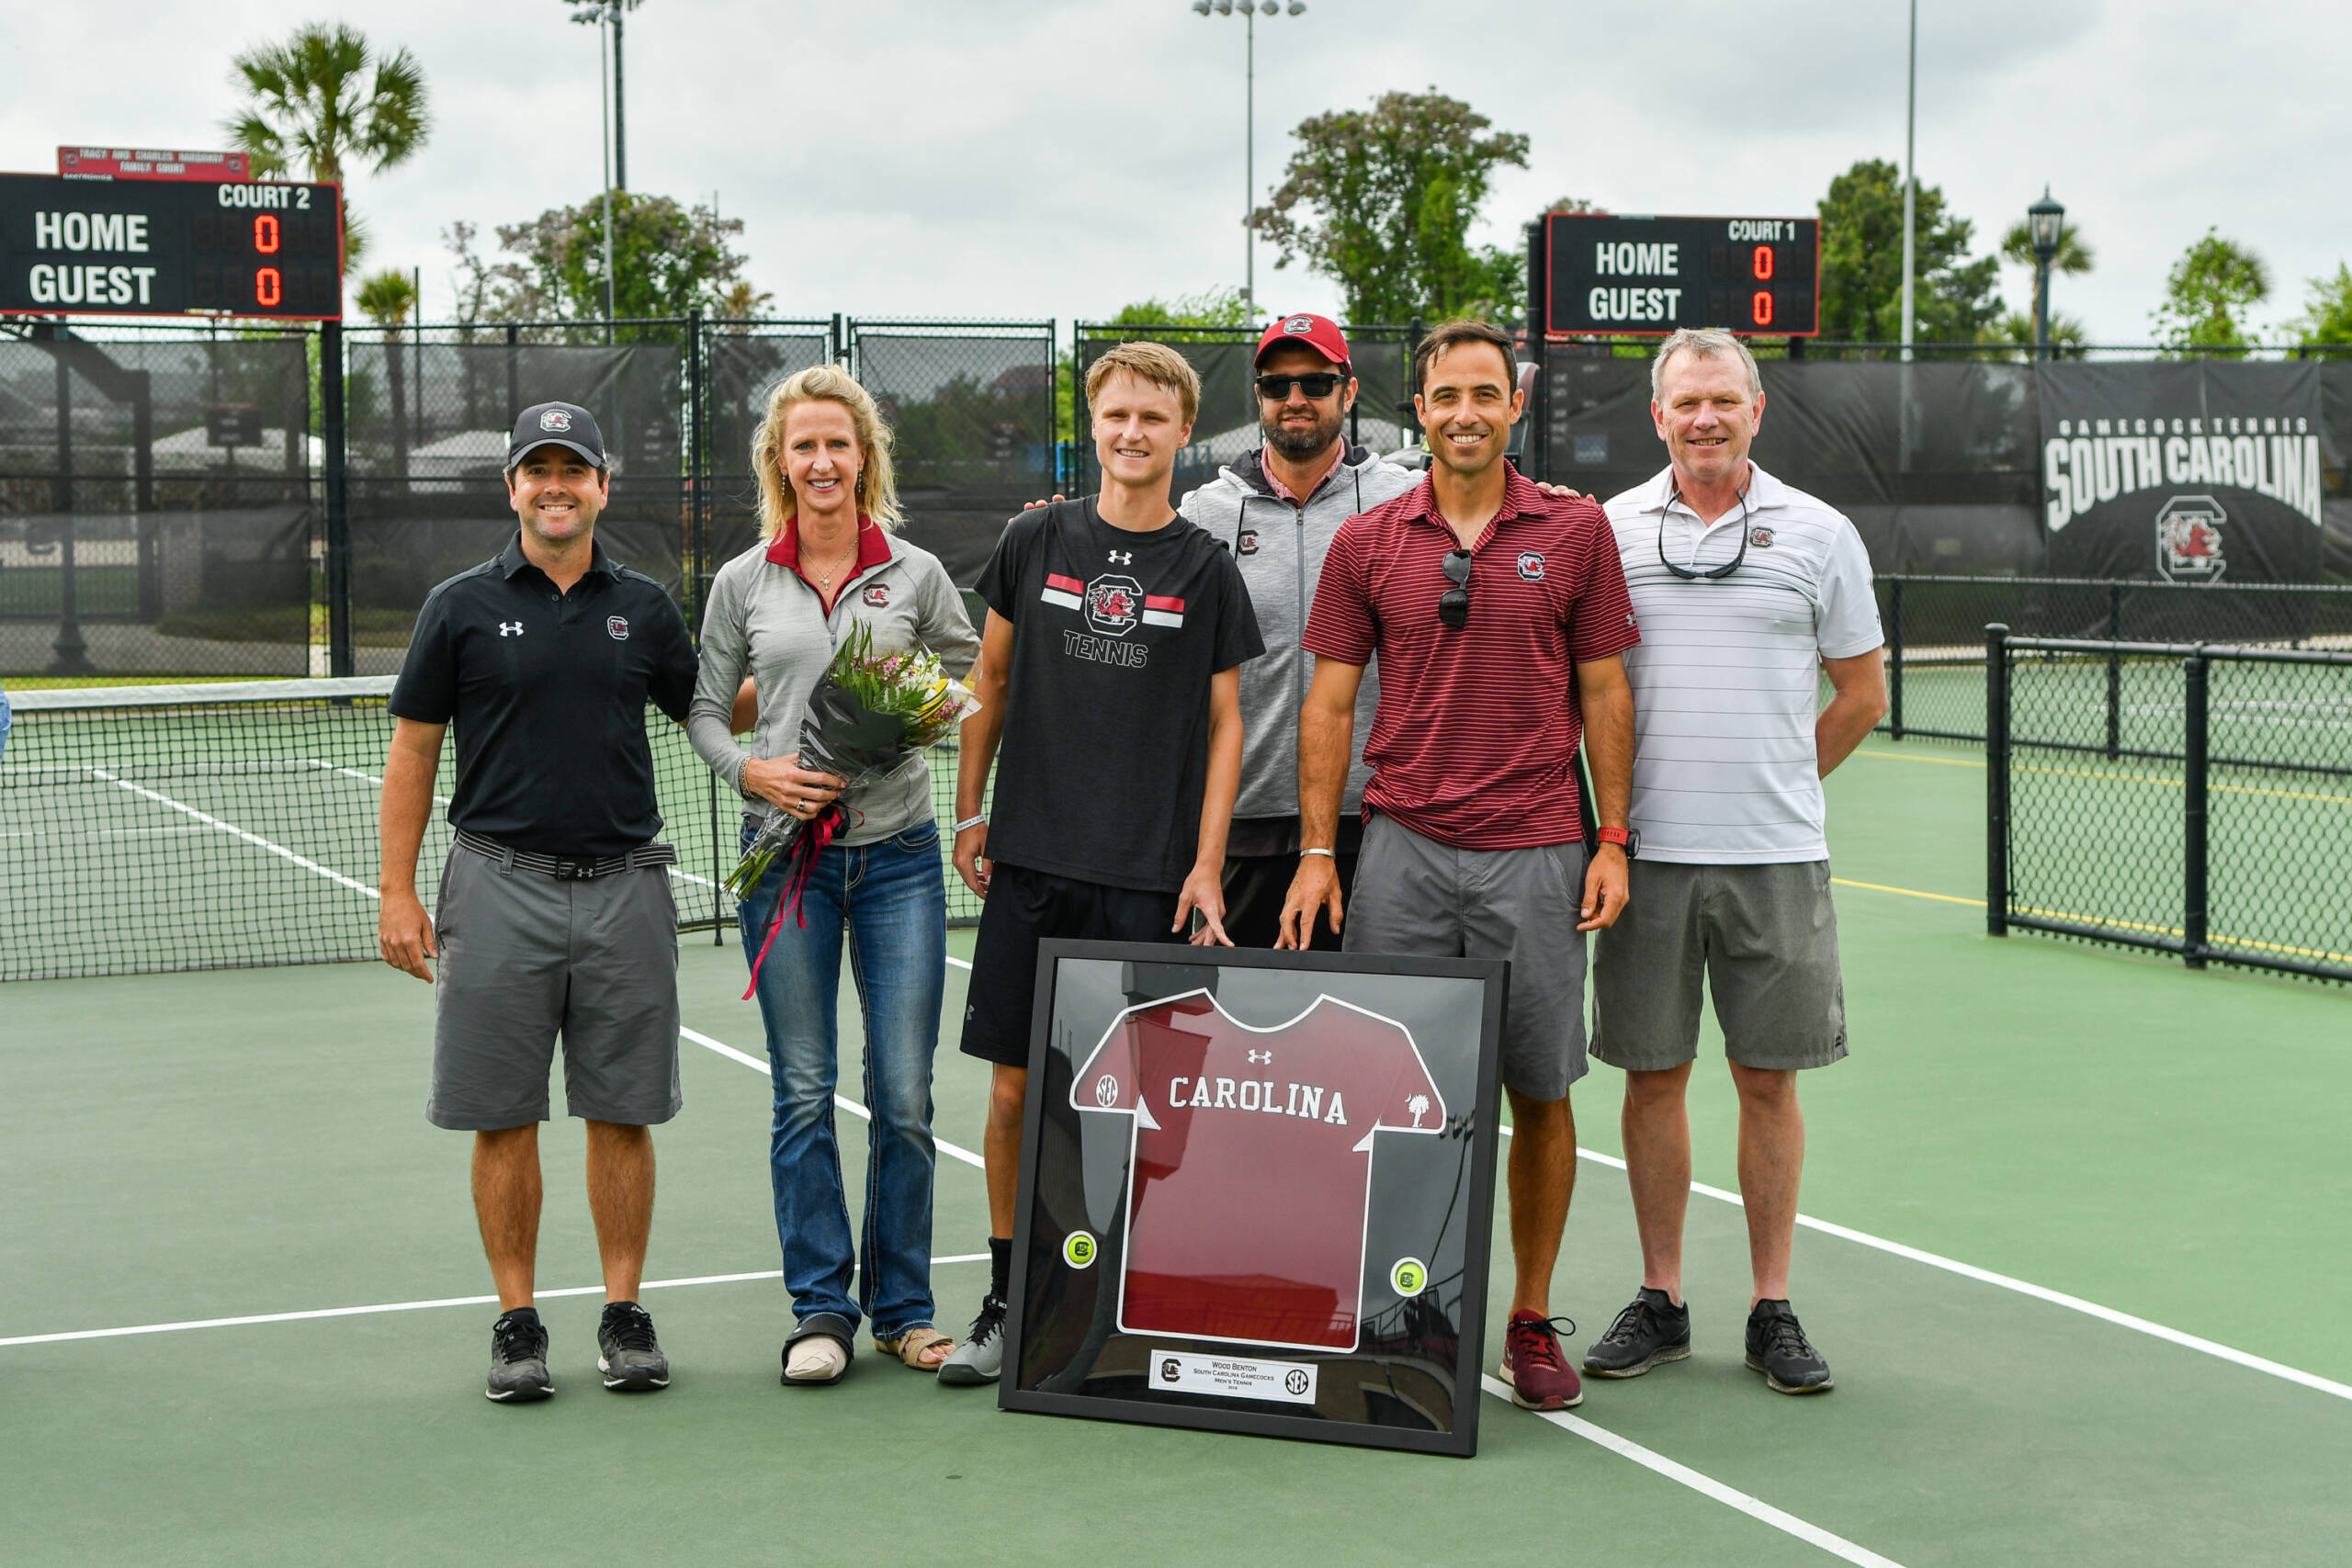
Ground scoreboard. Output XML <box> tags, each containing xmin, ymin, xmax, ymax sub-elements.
<box><xmin>1544</xmin><ymin>213</ymin><xmax>1819</xmax><ymax>338</ymax></box>
<box><xmin>0</xmin><ymin>173</ymin><xmax>343</xmax><ymax>321</ymax></box>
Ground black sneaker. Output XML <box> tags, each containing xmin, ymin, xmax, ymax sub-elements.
<box><xmin>486</xmin><ymin>1309</ymin><xmax>552</xmax><ymax>1403</ymax></box>
<box><xmin>936</xmin><ymin>1294</ymin><xmax>1006</xmax><ymax>1387</ymax></box>
<box><xmin>597</xmin><ymin>1300</ymin><xmax>670</xmax><ymax>1392</ymax></box>
<box><xmin>1746</xmin><ymin>1299</ymin><xmax>1833</xmax><ymax>1393</ymax></box>
<box><xmin>1584</xmin><ymin>1287</ymin><xmax>1692</xmax><ymax>1378</ymax></box>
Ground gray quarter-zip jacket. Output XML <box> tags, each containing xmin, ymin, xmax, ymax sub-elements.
<box><xmin>688</xmin><ymin>533</ymin><xmax>979</xmax><ymax>845</ymax></box>
<box><xmin>1178</xmin><ymin>444</ymin><xmax>1421</xmax><ymax>846</ymax></box>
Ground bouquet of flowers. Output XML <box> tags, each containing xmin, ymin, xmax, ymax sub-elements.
<box><xmin>728</xmin><ymin>623</ymin><xmax>978</xmax><ymax>995</ymax></box>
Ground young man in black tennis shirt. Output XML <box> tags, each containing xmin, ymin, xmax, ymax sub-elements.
<box><xmin>939</xmin><ymin>342</ymin><xmax>1263</xmax><ymax>1385</ymax></box>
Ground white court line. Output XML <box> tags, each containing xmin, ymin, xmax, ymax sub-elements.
<box><xmin>1479</xmin><ymin>1376</ymin><xmax>1905</xmax><ymax>1568</ymax></box>
<box><xmin>678</xmin><ymin>1026</ymin><xmax>986</xmax><ymax>1170</ymax></box>
<box><xmin>0</xmin><ymin>1258</ymin><xmax>991</xmax><ymax>1350</ymax></box>
<box><xmin>88</xmin><ymin>767</ymin><xmax>378</xmax><ymax>900</ymax></box>
<box><xmin>328</xmin><ymin>763</ymin><xmax>724</xmax><ymax>891</ymax></box>
<box><xmin>1508</xmin><ymin>1131</ymin><xmax>2352</xmax><ymax>1404</ymax></box>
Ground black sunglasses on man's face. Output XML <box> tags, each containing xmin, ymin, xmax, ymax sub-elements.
<box><xmin>1438</xmin><ymin>549</ymin><xmax>1473</xmax><ymax>630</ymax></box>
<box><xmin>1255</xmin><ymin>372</ymin><xmax>1345</xmax><ymax>401</ymax></box>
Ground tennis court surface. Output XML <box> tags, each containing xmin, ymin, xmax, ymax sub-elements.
<box><xmin>5</xmin><ymin>735</ymin><xmax>2348</xmax><ymax>1566</ymax></box>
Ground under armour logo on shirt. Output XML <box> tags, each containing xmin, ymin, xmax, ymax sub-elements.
<box><xmin>499</xmin><ymin>622</ymin><xmax>525</xmax><ymax>637</ymax></box>
<box><xmin>1248</xmin><ymin>1049</ymin><xmax>1272</xmax><ymax>1065</ymax></box>
<box><xmin>1108</xmin><ymin>550</ymin><xmax>1133</xmax><ymax>565</ymax></box>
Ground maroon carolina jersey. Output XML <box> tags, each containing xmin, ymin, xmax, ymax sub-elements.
<box><xmin>1070</xmin><ymin>990</ymin><xmax>1446</xmax><ymax>1352</ymax></box>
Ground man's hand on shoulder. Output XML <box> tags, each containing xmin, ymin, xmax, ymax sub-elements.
<box><xmin>1019</xmin><ymin>495</ymin><xmax>1067</xmax><ymax>512</ymax></box>
<box><xmin>1534</xmin><ymin>482</ymin><xmax>1586</xmax><ymax>501</ymax></box>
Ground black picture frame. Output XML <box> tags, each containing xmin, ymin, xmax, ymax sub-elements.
<box><xmin>1001</xmin><ymin>939</ymin><xmax>1508</xmax><ymax>1458</ymax></box>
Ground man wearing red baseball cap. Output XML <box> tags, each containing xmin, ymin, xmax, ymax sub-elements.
<box><xmin>1174</xmin><ymin>312</ymin><xmax>1420</xmax><ymax>946</ymax></box>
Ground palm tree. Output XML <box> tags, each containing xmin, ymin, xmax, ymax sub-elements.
<box><xmin>1999</xmin><ymin>219</ymin><xmax>2094</xmax><ymax>351</ymax></box>
<box><xmin>356</xmin><ymin>269</ymin><xmax>419</xmax><ymax>481</ymax></box>
<box><xmin>223</xmin><ymin>24</ymin><xmax>431</xmax><ymax>272</ymax></box>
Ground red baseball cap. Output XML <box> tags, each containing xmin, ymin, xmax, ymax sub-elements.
<box><xmin>1255</xmin><ymin>311</ymin><xmax>1351</xmax><ymax>370</ymax></box>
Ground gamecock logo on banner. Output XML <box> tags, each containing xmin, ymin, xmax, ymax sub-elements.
<box><xmin>2155</xmin><ymin>494</ymin><xmax>2228</xmax><ymax>583</ymax></box>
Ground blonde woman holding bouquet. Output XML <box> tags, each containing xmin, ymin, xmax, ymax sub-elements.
<box><xmin>689</xmin><ymin>365</ymin><xmax>979</xmax><ymax>1385</ymax></box>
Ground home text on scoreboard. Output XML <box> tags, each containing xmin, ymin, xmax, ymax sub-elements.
<box><xmin>1544</xmin><ymin>213</ymin><xmax>1820</xmax><ymax>338</ymax></box>
<box><xmin>0</xmin><ymin>173</ymin><xmax>343</xmax><ymax>321</ymax></box>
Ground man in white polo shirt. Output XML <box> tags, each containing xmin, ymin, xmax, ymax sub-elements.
<box><xmin>1584</xmin><ymin>328</ymin><xmax>1887</xmax><ymax>1395</ymax></box>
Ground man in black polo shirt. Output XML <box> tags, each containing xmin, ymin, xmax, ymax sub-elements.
<box><xmin>379</xmin><ymin>401</ymin><xmax>699</xmax><ymax>1404</ymax></box>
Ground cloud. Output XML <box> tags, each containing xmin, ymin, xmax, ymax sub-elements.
<box><xmin>1</xmin><ymin>0</ymin><xmax>2344</xmax><ymax>339</ymax></box>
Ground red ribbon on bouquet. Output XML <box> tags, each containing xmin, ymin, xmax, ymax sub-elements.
<box><xmin>741</xmin><ymin>803</ymin><xmax>844</xmax><ymax>1001</ymax></box>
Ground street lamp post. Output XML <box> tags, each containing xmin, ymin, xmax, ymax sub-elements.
<box><xmin>1192</xmin><ymin>0</ymin><xmax>1306</xmax><ymax>321</ymax></box>
<box><xmin>2027</xmin><ymin>187</ymin><xmax>2065</xmax><ymax>362</ymax></box>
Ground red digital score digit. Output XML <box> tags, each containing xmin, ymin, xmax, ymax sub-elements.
<box><xmin>1752</xmin><ymin>291</ymin><xmax>1774</xmax><ymax>327</ymax></box>
<box><xmin>1752</xmin><ymin>244</ymin><xmax>1774</xmax><ymax>280</ymax></box>
<box><xmin>255</xmin><ymin>267</ymin><xmax>283</xmax><ymax>308</ymax></box>
<box><xmin>254</xmin><ymin>214</ymin><xmax>280</xmax><ymax>254</ymax></box>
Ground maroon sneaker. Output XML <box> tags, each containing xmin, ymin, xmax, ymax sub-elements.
<box><xmin>1500</xmin><ymin>1310</ymin><xmax>1583</xmax><ymax>1410</ymax></box>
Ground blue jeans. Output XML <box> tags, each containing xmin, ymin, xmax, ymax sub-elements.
<box><xmin>738</xmin><ymin>817</ymin><xmax>946</xmax><ymax>1339</ymax></box>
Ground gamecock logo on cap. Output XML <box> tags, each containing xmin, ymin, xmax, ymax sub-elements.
<box><xmin>539</xmin><ymin>408</ymin><xmax>572</xmax><ymax>432</ymax></box>
<box><xmin>1284</xmin><ymin>315</ymin><xmax>1315</xmax><ymax>334</ymax></box>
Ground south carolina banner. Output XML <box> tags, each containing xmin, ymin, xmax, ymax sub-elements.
<box><xmin>2035</xmin><ymin>361</ymin><xmax>2323</xmax><ymax>583</ymax></box>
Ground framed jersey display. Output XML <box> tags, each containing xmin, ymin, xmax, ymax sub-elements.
<box><xmin>1002</xmin><ymin>941</ymin><xmax>1507</xmax><ymax>1456</ymax></box>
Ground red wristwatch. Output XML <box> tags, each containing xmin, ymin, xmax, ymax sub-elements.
<box><xmin>1596</xmin><ymin>826</ymin><xmax>1637</xmax><ymax>857</ymax></box>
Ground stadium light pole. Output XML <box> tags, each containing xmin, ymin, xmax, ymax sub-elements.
<box><xmin>2028</xmin><ymin>187</ymin><xmax>2064</xmax><ymax>361</ymax></box>
<box><xmin>1899</xmin><ymin>0</ymin><xmax>1917</xmax><ymax>360</ymax></box>
<box><xmin>1192</xmin><ymin>0</ymin><xmax>1307</xmax><ymax>322</ymax></box>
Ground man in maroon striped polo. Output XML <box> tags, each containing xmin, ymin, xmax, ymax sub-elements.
<box><xmin>1279</xmin><ymin>318</ymin><xmax>1639</xmax><ymax>1413</ymax></box>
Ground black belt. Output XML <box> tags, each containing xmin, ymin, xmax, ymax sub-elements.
<box><xmin>455</xmin><ymin>829</ymin><xmax>676</xmax><ymax>881</ymax></box>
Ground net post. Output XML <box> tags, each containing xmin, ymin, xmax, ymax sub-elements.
<box><xmin>321</xmin><ymin>318</ymin><xmax>354</xmax><ymax>680</ymax></box>
<box><xmin>1886</xmin><ymin>577</ymin><xmax>1905</xmax><ymax>739</ymax></box>
<box><xmin>1984</xmin><ymin>623</ymin><xmax>2009</xmax><ymax>937</ymax></box>
<box><xmin>686</xmin><ymin>308</ymin><xmax>706</xmax><ymax>625</ymax></box>
<box><xmin>1523</xmin><ymin>219</ymin><xmax>1546</xmax><ymax>483</ymax></box>
<box><xmin>2105</xmin><ymin>583</ymin><xmax>2123</xmax><ymax>761</ymax></box>
<box><xmin>2182</xmin><ymin>649</ymin><xmax>2209</xmax><ymax>970</ymax></box>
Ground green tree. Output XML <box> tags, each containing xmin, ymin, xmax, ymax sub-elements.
<box><xmin>1983</xmin><ymin>308</ymin><xmax>2088</xmax><ymax>359</ymax></box>
<box><xmin>223</xmin><ymin>23</ymin><xmax>430</xmax><ymax>271</ymax></box>
<box><xmin>2150</xmin><ymin>229</ymin><xmax>2269</xmax><ymax>355</ymax></box>
<box><xmin>1815</xmin><ymin>159</ymin><xmax>2002</xmax><ymax>344</ymax></box>
<box><xmin>2285</xmin><ymin>263</ymin><xmax>2352</xmax><ymax>348</ymax></box>
<box><xmin>355</xmin><ymin>269</ymin><xmax>419</xmax><ymax>478</ymax></box>
<box><xmin>1253</xmin><ymin>90</ymin><xmax>1529</xmax><ymax>324</ymax></box>
<box><xmin>1107</xmin><ymin>286</ymin><xmax>1251</xmax><ymax>338</ymax></box>
<box><xmin>470</xmin><ymin>190</ymin><xmax>755</xmax><ymax>339</ymax></box>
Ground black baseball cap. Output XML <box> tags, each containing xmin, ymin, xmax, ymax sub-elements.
<box><xmin>505</xmin><ymin>401</ymin><xmax>608</xmax><ymax>472</ymax></box>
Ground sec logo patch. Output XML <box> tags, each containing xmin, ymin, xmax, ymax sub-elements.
<box><xmin>1516</xmin><ymin>551</ymin><xmax>1545</xmax><ymax>581</ymax></box>
<box><xmin>605</xmin><ymin>615</ymin><xmax>630</xmax><ymax>640</ymax></box>
<box><xmin>863</xmin><ymin>583</ymin><xmax>890</xmax><ymax>607</ymax></box>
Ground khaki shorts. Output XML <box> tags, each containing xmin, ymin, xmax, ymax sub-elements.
<box><xmin>1342</xmin><ymin>813</ymin><xmax>1589</xmax><ymax>1101</ymax></box>
<box><xmin>1590</xmin><ymin>860</ymin><xmax>1848</xmax><ymax>1074</ymax></box>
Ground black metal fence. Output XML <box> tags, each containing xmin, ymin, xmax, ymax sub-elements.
<box><xmin>1880</xmin><ymin>575</ymin><xmax>2352</xmax><ymax>743</ymax></box>
<box><xmin>1</xmin><ymin>322</ymin><xmax>316</xmax><ymax>679</ymax></box>
<box><xmin>1985</xmin><ymin>626</ymin><xmax>2352</xmax><ymax>983</ymax></box>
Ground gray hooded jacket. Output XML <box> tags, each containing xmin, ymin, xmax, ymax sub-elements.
<box><xmin>1177</xmin><ymin>444</ymin><xmax>1421</xmax><ymax>852</ymax></box>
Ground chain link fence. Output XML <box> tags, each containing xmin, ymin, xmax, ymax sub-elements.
<box><xmin>1879</xmin><ymin>575</ymin><xmax>2352</xmax><ymax>742</ymax></box>
<box><xmin>1</xmin><ymin>324</ymin><xmax>314</xmax><ymax>679</ymax></box>
<box><xmin>1988</xmin><ymin>630</ymin><xmax>2352</xmax><ymax>982</ymax></box>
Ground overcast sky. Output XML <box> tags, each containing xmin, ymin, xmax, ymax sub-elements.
<box><xmin>6</xmin><ymin>1</ymin><xmax>2347</xmax><ymax>343</ymax></box>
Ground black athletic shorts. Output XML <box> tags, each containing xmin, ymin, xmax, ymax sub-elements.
<box><xmin>959</xmin><ymin>861</ymin><xmax>1179</xmax><ymax>1067</ymax></box>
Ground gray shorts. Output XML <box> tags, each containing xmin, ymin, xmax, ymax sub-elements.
<box><xmin>1342</xmin><ymin>813</ymin><xmax>1589</xmax><ymax>1101</ymax></box>
<box><xmin>427</xmin><ymin>840</ymin><xmax>683</xmax><ymax>1131</ymax></box>
<box><xmin>1590</xmin><ymin>860</ymin><xmax>1848</xmax><ymax>1074</ymax></box>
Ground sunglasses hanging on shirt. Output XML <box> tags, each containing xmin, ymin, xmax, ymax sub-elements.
<box><xmin>1438</xmin><ymin>548</ymin><xmax>1473</xmax><ymax>630</ymax></box>
<box><xmin>1656</xmin><ymin>484</ymin><xmax>1753</xmax><ymax>581</ymax></box>
<box><xmin>1255</xmin><ymin>372</ymin><xmax>1346</xmax><ymax>400</ymax></box>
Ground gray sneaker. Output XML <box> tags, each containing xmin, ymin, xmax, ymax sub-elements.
<box><xmin>596</xmin><ymin>1301</ymin><xmax>670</xmax><ymax>1392</ymax></box>
<box><xmin>1584</xmin><ymin>1287</ymin><xmax>1692</xmax><ymax>1378</ymax></box>
<box><xmin>936</xmin><ymin>1294</ymin><xmax>1006</xmax><ymax>1387</ymax></box>
<box><xmin>487</xmin><ymin>1309</ymin><xmax>552</xmax><ymax>1403</ymax></box>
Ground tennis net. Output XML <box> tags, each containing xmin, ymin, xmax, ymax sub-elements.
<box><xmin>1</xmin><ymin>677</ymin><xmax>754</xmax><ymax>982</ymax></box>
